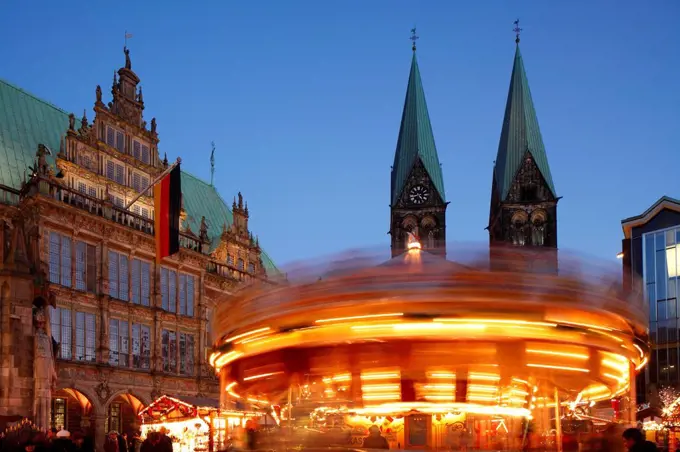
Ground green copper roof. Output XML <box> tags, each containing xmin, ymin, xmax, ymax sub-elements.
<box><xmin>494</xmin><ymin>45</ymin><xmax>556</xmax><ymax>201</ymax></box>
<box><xmin>0</xmin><ymin>77</ymin><xmax>278</xmax><ymax>274</ymax></box>
<box><xmin>0</xmin><ymin>79</ymin><xmax>65</xmax><ymax>188</ymax></box>
<box><xmin>181</xmin><ymin>172</ymin><xmax>278</xmax><ymax>273</ymax></box>
<box><xmin>391</xmin><ymin>52</ymin><xmax>445</xmax><ymax>205</ymax></box>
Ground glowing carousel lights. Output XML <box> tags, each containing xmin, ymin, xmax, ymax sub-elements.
<box><xmin>211</xmin><ymin>242</ymin><xmax>650</xmax><ymax>439</ymax></box>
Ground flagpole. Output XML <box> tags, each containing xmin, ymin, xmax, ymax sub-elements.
<box><xmin>124</xmin><ymin>157</ymin><xmax>181</xmax><ymax>210</ymax></box>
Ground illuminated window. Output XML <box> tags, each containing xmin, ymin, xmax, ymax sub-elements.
<box><xmin>132</xmin><ymin>324</ymin><xmax>151</xmax><ymax>369</ymax></box>
<box><xmin>178</xmin><ymin>273</ymin><xmax>195</xmax><ymax>317</ymax></box>
<box><xmin>49</xmin><ymin>232</ymin><xmax>71</xmax><ymax>287</ymax></box>
<box><xmin>162</xmin><ymin>330</ymin><xmax>177</xmax><ymax>372</ymax></box>
<box><xmin>51</xmin><ymin>398</ymin><xmax>66</xmax><ymax>430</ymax></box>
<box><xmin>75</xmin><ymin>312</ymin><xmax>96</xmax><ymax>362</ymax></box>
<box><xmin>50</xmin><ymin>307</ymin><xmax>72</xmax><ymax>360</ymax></box>
<box><xmin>161</xmin><ymin>268</ymin><xmax>177</xmax><ymax>312</ymax></box>
<box><xmin>75</xmin><ymin>241</ymin><xmax>97</xmax><ymax>293</ymax></box>
<box><xmin>179</xmin><ymin>333</ymin><xmax>195</xmax><ymax>375</ymax></box>
<box><xmin>109</xmin><ymin>319</ymin><xmax>129</xmax><ymax>367</ymax></box>
<box><xmin>109</xmin><ymin>251</ymin><xmax>129</xmax><ymax>301</ymax></box>
<box><xmin>105</xmin><ymin>403</ymin><xmax>121</xmax><ymax>434</ymax></box>
<box><xmin>131</xmin><ymin>259</ymin><xmax>151</xmax><ymax>306</ymax></box>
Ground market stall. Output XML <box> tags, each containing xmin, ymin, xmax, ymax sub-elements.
<box><xmin>139</xmin><ymin>395</ymin><xmax>262</xmax><ymax>452</ymax></box>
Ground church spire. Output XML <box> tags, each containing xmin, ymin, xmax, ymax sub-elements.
<box><xmin>493</xmin><ymin>33</ymin><xmax>556</xmax><ymax>202</ymax></box>
<box><xmin>390</xmin><ymin>31</ymin><xmax>445</xmax><ymax>206</ymax></box>
<box><xmin>389</xmin><ymin>30</ymin><xmax>447</xmax><ymax>258</ymax></box>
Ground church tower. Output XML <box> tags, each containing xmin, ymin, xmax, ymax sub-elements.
<box><xmin>390</xmin><ymin>30</ymin><xmax>447</xmax><ymax>257</ymax></box>
<box><xmin>488</xmin><ymin>25</ymin><xmax>558</xmax><ymax>253</ymax></box>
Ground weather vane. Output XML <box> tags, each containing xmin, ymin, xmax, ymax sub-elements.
<box><xmin>410</xmin><ymin>27</ymin><xmax>419</xmax><ymax>51</ymax></box>
<box><xmin>513</xmin><ymin>19</ymin><xmax>522</xmax><ymax>44</ymax></box>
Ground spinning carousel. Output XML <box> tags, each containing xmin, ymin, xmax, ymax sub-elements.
<box><xmin>210</xmin><ymin>238</ymin><xmax>649</xmax><ymax>450</ymax></box>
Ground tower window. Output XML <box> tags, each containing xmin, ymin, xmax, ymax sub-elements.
<box><xmin>520</xmin><ymin>186</ymin><xmax>538</xmax><ymax>202</ymax></box>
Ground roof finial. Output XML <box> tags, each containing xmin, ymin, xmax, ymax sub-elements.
<box><xmin>513</xmin><ymin>19</ymin><xmax>522</xmax><ymax>44</ymax></box>
<box><xmin>410</xmin><ymin>27</ymin><xmax>419</xmax><ymax>52</ymax></box>
<box><xmin>210</xmin><ymin>141</ymin><xmax>216</xmax><ymax>187</ymax></box>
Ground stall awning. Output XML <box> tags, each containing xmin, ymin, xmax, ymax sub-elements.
<box><xmin>140</xmin><ymin>395</ymin><xmax>220</xmax><ymax>423</ymax></box>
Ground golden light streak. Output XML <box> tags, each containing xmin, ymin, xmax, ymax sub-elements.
<box><xmin>225</xmin><ymin>327</ymin><xmax>272</xmax><ymax>343</ymax></box>
<box><xmin>552</xmin><ymin>320</ymin><xmax>613</xmax><ymax>332</ymax></box>
<box><xmin>316</xmin><ymin>313</ymin><xmax>404</xmax><ymax>324</ymax></box>
<box><xmin>424</xmin><ymin>395</ymin><xmax>456</xmax><ymax>401</ymax></box>
<box><xmin>636</xmin><ymin>357</ymin><xmax>648</xmax><ymax>371</ymax></box>
<box><xmin>436</xmin><ymin>318</ymin><xmax>556</xmax><ymax>327</ymax></box>
<box><xmin>526</xmin><ymin>363</ymin><xmax>589</xmax><ymax>373</ymax></box>
<box><xmin>429</xmin><ymin>372</ymin><xmax>456</xmax><ymax>379</ymax></box>
<box><xmin>526</xmin><ymin>349</ymin><xmax>589</xmax><ymax>360</ymax></box>
<box><xmin>243</xmin><ymin>371</ymin><xmax>283</xmax><ymax>381</ymax></box>
<box><xmin>363</xmin><ymin>393</ymin><xmax>402</xmax><ymax>401</ymax></box>
<box><xmin>633</xmin><ymin>344</ymin><xmax>645</xmax><ymax>359</ymax></box>
<box><xmin>362</xmin><ymin>384</ymin><xmax>400</xmax><ymax>392</ymax></box>
<box><xmin>469</xmin><ymin>373</ymin><xmax>501</xmax><ymax>381</ymax></box>
<box><xmin>361</xmin><ymin>372</ymin><xmax>400</xmax><ymax>380</ymax></box>
<box><xmin>467</xmin><ymin>385</ymin><xmax>498</xmax><ymax>393</ymax></box>
<box><xmin>353</xmin><ymin>402</ymin><xmax>531</xmax><ymax>418</ymax></box>
<box><xmin>214</xmin><ymin>351</ymin><xmax>244</xmax><ymax>368</ymax></box>
<box><xmin>422</xmin><ymin>384</ymin><xmax>456</xmax><ymax>390</ymax></box>
<box><xmin>467</xmin><ymin>395</ymin><xmax>498</xmax><ymax>402</ymax></box>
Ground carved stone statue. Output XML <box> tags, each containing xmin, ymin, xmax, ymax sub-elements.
<box><xmin>150</xmin><ymin>117</ymin><xmax>157</xmax><ymax>134</ymax></box>
<box><xmin>96</xmin><ymin>85</ymin><xmax>102</xmax><ymax>103</ymax></box>
<box><xmin>137</xmin><ymin>86</ymin><xmax>143</xmax><ymax>103</ymax></box>
<box><xmin>124</xmin><ymin>46</ymin><xmax>132</xmax><ymax>70</ymax></box>
<box><xmin>68</xmin><ymin>113</ymin><xmax>75</xmax><ymax>131</ymax></box>
<box><xmin>199</xmin><ymin>216</ymin><xmax>209</xmax><ymax>243</ymax></box>
<box><xmin>238</xmin><ymin>192</ymin><xmax>243</xmax><ymax>209</ymax></box>
<box><xmin>33</xmin><ymin>307</ymin><xmax>57</xmax><ymax>430</ymax></box>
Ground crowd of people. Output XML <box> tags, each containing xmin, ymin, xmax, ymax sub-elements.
<box><xmin>0</xmin><ymin>427</ymin><xmax>177</xmax><ymax>452</ymax></box>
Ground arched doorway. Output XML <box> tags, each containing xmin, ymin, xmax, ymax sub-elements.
<box><xmin>105</xmin><ymin>393</ymin><xmax>146</xmax><ymax>436</ymax></box>
<box><xmin>51</xmin><ymin>388</ymin><xmax>95</xmax><ymax>434</ymax></box>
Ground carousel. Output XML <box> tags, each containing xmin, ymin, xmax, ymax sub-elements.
<box><xmin>210</xmin><ymin>238</ymin><xmax>650</xmax><ymax>451</ymax></box>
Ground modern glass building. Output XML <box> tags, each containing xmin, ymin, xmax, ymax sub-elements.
<box><xmin>621</xmin><ymin>196</ymin><xmax>680</xmax><ymax>402</ymax></box>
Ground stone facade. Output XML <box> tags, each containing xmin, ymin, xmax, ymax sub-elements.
<box><xmin>0</xmin><ymin>48</ymin><xmax>275</xmax><ymax>450</ymax></box>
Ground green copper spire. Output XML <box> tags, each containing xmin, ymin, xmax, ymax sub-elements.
<box><xmin>493</xmin><ymin>42</ymin><xmax>557</xmax><ymax>201</ymax></box>
<box><xmin>391</xmin><ymin>39</ymin><xmax>445</xmax><ymax>205</ymax></box>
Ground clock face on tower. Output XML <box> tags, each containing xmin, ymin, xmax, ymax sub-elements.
<box><xmin>409</xmin><ymin>185</ymin><xmax>430</xmax><ymax>205</ymax></box>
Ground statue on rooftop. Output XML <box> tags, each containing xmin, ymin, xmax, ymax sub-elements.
<box><xmin>68</xmin><ymin>113</ymin><xmax>75</xmax><ymax>131</ymax></box>
<box><xmin>151</xmin><ymin>117</ymin><xmax>157</xmax><ymax>134</ymax></box>
<box><xmin>124</xmin><ymin>46</ymin><xmax>132</xmax><ymax>70</ymax></box>
<box><xmin>199</xmin><ymin>216</ymin><xmax>209</xmax><ymax>243</ymax></box>
<box><xmin>96</xmin><ymin>85</ymin><xmax>102</xmax><ymax>104</ymax></box>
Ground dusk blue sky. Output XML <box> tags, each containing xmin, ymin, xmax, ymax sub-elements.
<box><xmin>1</xmin><ymin>0</ymin><xmax>678</xmax><ymax>267</ymax></box>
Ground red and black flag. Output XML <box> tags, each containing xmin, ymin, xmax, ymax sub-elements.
<box><xmin>154</xmin><ymin>164</ymin><xmax>181</xmax><ymax>261</ymax></box>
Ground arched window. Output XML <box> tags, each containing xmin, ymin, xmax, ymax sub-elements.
<box><xmin>531</xmin><ymin>210</ymin><xmax>547</xmax><ymax>246</ymax></box>
<box><xmin>511</xmin><ymin>211</ymin><xmax>528</xmax><ymax>246</ymax></box>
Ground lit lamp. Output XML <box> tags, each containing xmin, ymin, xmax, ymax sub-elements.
<box><xmin>406</xmin><ymin>232</ymin><xmax>421</xmax><ymax>251</ymax></box>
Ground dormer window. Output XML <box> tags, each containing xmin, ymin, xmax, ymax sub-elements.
<box><xmin>133</xmin><ymin>140</ymin><xmax>151</xmax><ymax>165</ymax></box>
<box><xmin>106</xmin><ymin>126</ymin><xmax>125</xmax><ymax>154</ymax></box>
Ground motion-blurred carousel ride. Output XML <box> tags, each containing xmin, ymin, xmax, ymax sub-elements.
<box><xmin>210</xmin><ymin>236</ymin><xmax>649</xmax><ymax>450</ymax></box>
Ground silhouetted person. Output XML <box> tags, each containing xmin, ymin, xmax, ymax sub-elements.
<box><xmin>140</xmin><ymin>432</ymin><xmax>172</xmax><ymax>452</ymax></box>
<box><xmin>363</xmin><ymin>426</ymin><xmax>389</xmax><ymax>450</ymax></box>
<box><xmin>622</xmin><ymin>428</ymin><xmax>657</xmax><ymax>452</ymax></box>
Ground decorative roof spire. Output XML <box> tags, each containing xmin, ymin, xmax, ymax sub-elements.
<box><xmin>390</xmin><ymin>33</ymin><xmax>445</xmax><ymax>205</ymax></box>
<box><xmin>492</xmin><ymin>30</ymin><xmax>557</xmax><ymax>201</ymax></box>
<box><xmin>410</xmin><ymin>27</ymin><xmax>419</xmax><ymax>52</ymax></box>
<box><xmin>513</xmin><ymin>19</ymin><xmax>522</xmax><ymax>44</ymax></box>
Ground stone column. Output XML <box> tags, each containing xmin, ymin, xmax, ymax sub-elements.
<box><xmin>94</xmin><ymin>413</ymin><xmax>107</xmax><ymax>452</ymax></box>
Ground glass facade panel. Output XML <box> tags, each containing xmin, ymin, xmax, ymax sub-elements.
<box><xmin>644</xmin><ymin>225</ymin><xmax>680</xmax><ymax>392</ymax></box>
